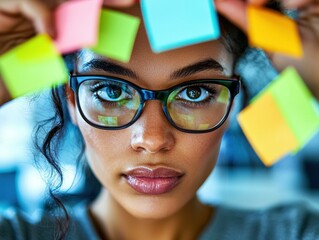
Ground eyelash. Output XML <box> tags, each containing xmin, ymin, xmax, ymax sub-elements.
<box><xmin>89</xmin><ymin>82</ymin><xmax>125</xmax><ymax>106</ymax></box>
<box><xmin>89</xmin><ymin>82</ymin><xmax>107</xmax><ymax>92</ymax></box>
<box><xmin>175</xmin><ymin>84</ymin><xmax>218</xmax><ymax>105</ymax></box>
<box><xmin>88</xmin><ymin>81</ymin><xmax>218</xmax><ymax>106</ymax></box>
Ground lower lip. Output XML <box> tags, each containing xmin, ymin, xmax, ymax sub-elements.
<box><xmin>125</xmin><ymin>176</ymin><xmax>182</xmax><ymax>195</ymax></box>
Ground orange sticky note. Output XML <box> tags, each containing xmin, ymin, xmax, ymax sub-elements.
<box><xmin>237</xmin><ymin>92</ymin><xmax>299</xmax><ymax>166</ymax></box>
<box><xmin>247</xmin><ymin>5</ymin><xmax>303</xmax><ymax>58</ymax></box>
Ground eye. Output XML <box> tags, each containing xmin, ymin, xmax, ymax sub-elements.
<box><xmin>89</xmin><ymin>80</ymin><xmax>133</xmax><ymax>103</ymax></box>
<box><xmin>177</xmin><ymin>86</ymin><xmax>212</xmax><ymax>103</ymax></box>
<box><xmin>96</xmin><ymin>84</ymin><xmax>131</xmax><ymax>102</ymax></box>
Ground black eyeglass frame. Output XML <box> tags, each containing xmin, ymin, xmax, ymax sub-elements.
<box><xmin>69</xmin><ymin>75</ymin><xmax>241</xmax><ymax>134</ymax></box>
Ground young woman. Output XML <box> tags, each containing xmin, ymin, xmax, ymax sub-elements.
<box><xmin>0</xmin><ymin>0</ymin><xmax>318</xmax><ymax>239</ymax></box>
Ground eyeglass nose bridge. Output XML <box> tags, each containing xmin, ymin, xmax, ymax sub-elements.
<box><xmin>140</xmin><ymin>89</ymin><xmax>169</xmax><ymax>103</ymax></box>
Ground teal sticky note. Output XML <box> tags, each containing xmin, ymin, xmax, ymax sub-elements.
<box><xmin>0</xmin><ymin>34</ymin><xmax>68</xmax><ymax>98</ymax></box>
<box><xmin>141</xmin><ymin>0</ymin><xmax>220</xmax><ymax>53</ymax></box>
<box><xmin>314</xmin><ymin>99</ymin><xmax>319</xmax><ymax>115</ymax></box>
<box><xmin>92</xmin><ymin>9</ymin><xmax>140</xmax><ymax>63</ymax></box>
<box><xmin>269</xmin><ymin>67</ymin><xmax>319</xmax><ymax>147</ymax></box>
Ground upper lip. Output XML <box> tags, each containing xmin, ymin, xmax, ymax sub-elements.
<box><xmin>123</xmin><ymin>167</ymin><xmax>184</xmax><ymax>178</ymax></box>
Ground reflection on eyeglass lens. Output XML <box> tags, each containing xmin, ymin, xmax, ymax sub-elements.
<box><xmin>78</xmin><ymin>79</ymin><xmax>231</xmax><ymax>130</ymax></box>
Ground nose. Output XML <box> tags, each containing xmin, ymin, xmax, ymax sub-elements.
<box><xmin>130</xmin><ymin>101</ymin><xmax>175</xmax><ymax>153</ymax></box>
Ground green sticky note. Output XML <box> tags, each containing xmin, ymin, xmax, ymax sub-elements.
<box><xmin>0</xmin><ymin>34</ymin><xmax>68</xmax><ymax>98</ymax></box>
<box><xmin>98</xmin><ymin>115</ymin><xmax>119</xmax><ymax>126</ymax></box>
<box><xmin>269</xmin><ymin>67</ymin><xmax>319</xmax><ymax>147</ymax></box>
<box><xmin>92</xmin><ymin>9</ymin><xmax>140</xmax><ymax>63</ymax></box>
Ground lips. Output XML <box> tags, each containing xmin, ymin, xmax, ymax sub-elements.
<box><xmin>123</xmin><ymin>167</ymin><xmax>184</xmax><ymax>195</ymax></box>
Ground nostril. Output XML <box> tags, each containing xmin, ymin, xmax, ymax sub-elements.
<box><xmin>130</xmin><ymin>127</ymin><xmax>175</xmax><ymax>153</ymax></box>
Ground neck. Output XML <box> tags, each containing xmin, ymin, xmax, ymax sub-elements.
<box><xmin>90</xmin><ymin>190</ymin><xmax>213</xmax><ymax>240</ymax></box>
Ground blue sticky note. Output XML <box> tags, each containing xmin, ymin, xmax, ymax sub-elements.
<box><xmin>141</xmin><ymin>0</ymin><xmax>220</xmax><ymax>53</ymax></box>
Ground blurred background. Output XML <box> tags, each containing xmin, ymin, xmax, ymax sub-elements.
<box><xmin>0</xmin><ymin>49</ymin><xmax>319</xmax><ymax>215</ymax></box>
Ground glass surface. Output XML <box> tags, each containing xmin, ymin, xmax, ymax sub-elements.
<box><xmin>76</xmin><ymin>77</ymin><xmax>234</xmax><ymax>132</ymax></box>
<box><xmin>79</xmin><ymin>80</ymin><xmax>141</xmax><ymax>127</ymax></box>
<box><xmin>167</xmin><ymin>83</ymin><xmax>230</xmax><ymax>130</ymax></box>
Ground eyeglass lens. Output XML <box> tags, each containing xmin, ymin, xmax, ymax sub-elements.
<box><xmin>78</xmin><ymin>79</ymin><xmax>231</xmax><ymax>131</ymax></box>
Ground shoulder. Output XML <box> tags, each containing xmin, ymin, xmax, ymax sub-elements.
<box><xmin>201</xmin><ymin>202</ymin><xmax>319</xmax><ymax>240</ymax></box>
<box><xmin>0</xmin><ymin>203</ymin><xmax>98</xmax><ymax>240</ymax></box>
<box><xmin>0</xmin><ymin>207</ymin><xmax>56</xmax><ymax>240</ymax></box>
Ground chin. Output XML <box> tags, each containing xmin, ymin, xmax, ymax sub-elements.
<box><xmin>121</xmin><ymin>194</ymin><xmax>188</xmax><ymax>220</ymax></box>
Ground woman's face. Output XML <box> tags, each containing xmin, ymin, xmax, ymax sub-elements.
<box><xmin>68</xmin><ymin>6</ymin><xmax>235</xmax><ymax>219</ymax></box>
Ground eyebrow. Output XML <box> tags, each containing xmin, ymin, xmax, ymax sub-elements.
<box><xmin>81</xmin><ymin>58</ymin><xmax>225</xmax><ymax>80</ymax></box>
<box><xmin>170</xmin><ymin>58</ymin><xmax>225</xmax><ymax>79</ymax></box>
<box><xmin>82</xmin><ymin>59</ymin><xmax>139</xmax><ymax>79</ymax></box>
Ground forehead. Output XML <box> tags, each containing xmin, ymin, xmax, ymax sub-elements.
<box><xmin>77</xmin><ymin>5</ymin><xmax>235</xmax><ymax>87</ymax></box>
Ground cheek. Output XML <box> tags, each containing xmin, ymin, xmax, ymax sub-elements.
<box><xmin>76</xmin><ymin>112</ymin><xmax>129</xmax><ymax>178</ymax></box>
<box><xmin>181</xmin><ymin>122</ymin><xmax>227</xmax><ymax>187</ymax></box>
<box><xmin>76</xmin><ymin>108</ymin><xmax>124</xmax><ymax>151</ymax></box>
<box><xmin>80</xmin><ymin>126</ymin><xmax>110</xmax><ymax>179</ymax></box>
<box><xmin>184</xmin><ymin>123</ymin><xmax>225</xmax><ymax>163</ymax></box>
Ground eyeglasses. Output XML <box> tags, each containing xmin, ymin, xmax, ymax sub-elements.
<box><xmin>69</xmin><ymin>75</ymin><xmax>240</xmax><ymax>133</ymax></box>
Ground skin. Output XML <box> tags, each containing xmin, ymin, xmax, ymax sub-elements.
<box><xmin>0</xmin><ymin>0</ymin><xmax>135</xmax><ymax>106</ymax></box>
<box><xmin>65</xmin><ymin>5</ymin><xmax>234</xmax><ymax>239</ymax></box>
<box><xmin>0</xmin><ymin>0</ymin><xmax>318</xmax><ymax>102</ymax></box>
<box><xmin>0</xmin><ymin>0</ymin><xmax>317</xmax><ymax>239</ymax></box>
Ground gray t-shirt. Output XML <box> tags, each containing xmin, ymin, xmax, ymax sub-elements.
<box><xmin>1</xmin><ymin>202</ymin><xmax>318</xmax><ymax>239</ymax></box>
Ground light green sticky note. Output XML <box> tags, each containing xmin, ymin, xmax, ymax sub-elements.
<box><xmin>98</xmin><ymin>115</ymin><xmax>118</xmax><ymax>126</ymax></box>
<box><xmin>0</xmin><ymin>34</ymin><xmax>68</xmax><ymax>98</ymax></box>
<box><xmin>269</xmin><ymin>67</ymin><xmax>319</xmax><ymax>147</ymax></box>
<box><xmin>92</xmin><ymin>9</ymin><xmax>140</xmax><ymax>63</ymax></box>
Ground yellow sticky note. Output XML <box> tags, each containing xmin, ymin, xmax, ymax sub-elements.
<box><xmin>0</xmin><ymin>34</ymin><xmax>68</xmax><ymax>98</ymax></box>
<box><xmin>198</xmin><ymin>124</ymin><xmax>210</xmax><ymax>130</ymax></box>
<box><xmin>172</xmin><ymin>113</ymin><xmax>195</xmax><ymax>129</ymax></box>
<box><xmin>16</xmin><ymin>35</ymin><xmax>58</xmax><ymax>61</ymax></box>
<box><xmin>247</xmin><ymin>5</ymin><xmax>303</xmax><ymax>58</ymax></box>
<box><xmin>237</xmin><ymin>92</ymin><xmax>299</xmax><ymax>166</ymax></box>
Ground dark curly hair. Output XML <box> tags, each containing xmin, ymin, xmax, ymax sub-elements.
<box><xmin>33</xmin><ymin>4</ymin><xmax>283</xmax><ymax>238</ymax></box>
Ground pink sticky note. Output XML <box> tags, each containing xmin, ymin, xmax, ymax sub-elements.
<box><xmin>54</xmin><ymin>0</ymin><xmax>103</xmax><ymax>54</ymax></box>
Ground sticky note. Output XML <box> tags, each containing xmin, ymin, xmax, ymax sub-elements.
<box><xmin>92</xmin><ymin>9</ymin><xmax>140</xmax><ymax>62</ymax></box>
<box><xmin>269</xmin><ymin>68</ymin><xmax>319</xmax><ymax>147</ymax></box>
<box><xmin>198</xmin><ymin>124</ymin><xmax>210</xmax><ymax>130</ymax></box>
<box><xmin>247</xmin><ymin>5</ymin><xmax>303</xmax><ymax>58</ymax></box>
<box><xmin>0</xmin><ymin>34</ymin><xmax>68</xmax><ymax>98</ymax></box>
<box><xmin>141</xmin><ymin>0</ymin><xmax>220</xmax><ymax>53</ymax></box>
<box><xmin>314</xmin><ymin>100</ymin><xmax>319</xmax><ymax>114</ymax></box>
<box><xmin>177</xmin><ymin>113</ymin><xmax>195</xmax><ymax>129</ymax></box>
<box><xmin>98</xmin><ymin>115</ymin><xmax>119</xmax><ymax>126</ymax></box>
<box><xmin>217</xmin><ymin>88</ymin><xmax>229</xmax><ymax>103</ymax></box>
<box><xmin>238</xmin><ymin>92</ymin><xmax>299</xmax><ymax>166</ymax></box>
<box><xmin>238</xmin><ymin>67</ymin><xmax>319</xmax><ymax>166</ymax></box>
<box><xmin>54</xmin><ymin>0</ymin><xmax>103</xmax><ymax>54</ymax></box>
